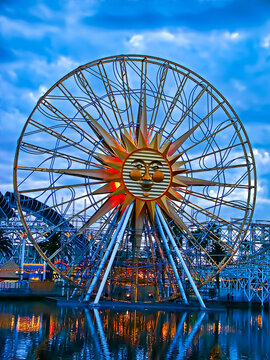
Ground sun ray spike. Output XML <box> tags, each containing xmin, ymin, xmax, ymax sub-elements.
<box><xmin>136</xmin><ymin>93</ymin><xmax>148</xmax><ymax>146</ymax></box>
<box><xmin>78</xmin><ymin>198</ymin><xmax>118</xmax><ymax>234</ymax></box>
<box><xmin>171</xmin><ymin>161</ymin><xmax>187</xmax><ymax>171</ymax></box>
<box><xmin>141</xmin><ymin>94</ymin><xmax>147</xmax><ymax>135</ymax></box>
<box><xmin>122</xmin><ymin>132</ymin><xmax>137</xmax><ymax>152</ymax></box>
<box><xmin>159</xmin><ymin>141</ymin><xmax>172</xmax><ymax>156</ymax></box>
<box><xmin>168</xmin><ymin>154</ymin><xmax>185</xmax><ymax>166</ymax></box>
<box><xmin>90</xmin><ymin>117</ymin><xmax>127</xmax><ymax>156</ymax></box>
<box><xmin>138</xmin><ymin>129</ymin><xmax>148</xmax><ymax>148</ymax></box>
<box><xmin>135</xmin><ymin>199</ymin><xmax>145</xmax><ymax>218</ymax></box>
<box><xmin>109</xmin><ymin>185</ymin><xmax>126</xmax><ymax>197</ymax></box>
<box><xmin>93</xmin><ymin>153</ymin><xmax>123</xmax><ymax>171</ymax></box>
<box><xmin>92</xmin><ymin>183</ymin><xmax>115</xmax><ymax>195</ymax></box>
<box><xmin>167</xmin><ymin>122</ymin><xmax>201</xmax><ymax>157</ymax></box>
<box><xmin>167</xmin><ymin>188</ymin><xmax>184</xmax><ymax>202</ymax></box>
<box><xmin>48</xmin><ymin>168</ymin><xmax>118</xmax><ymax>181</ymax></box>
<box><xmin>174</xmin><ymin>176</ymin><xmax>218</xmax><ymax>187</ymax></box>
<box><xmin>157</xmin><ymin>196</ymin><xmax>170</xmax><ymax>214</ymax></box>
<box><xmin>146</xmin><ymin>201</ymin><xmax>155</xmax><ymax>223</ymax></box>
<box><xmin>171</xmin><ymin>177</ymin><xmax>188</xmax><ymax>187</ymax></box>
<box><xmin>121</xmin><ymin>195</ymin><xmax>135</xmax><ymax>211</ymax></box>
<box><xmin>149</xmin><ymin>132</ymin><xmax>160</xmax><ymax>149</ymax></box>
<box><xmin>172</xmin><ymin>168</ymin><xmax>189</xmax><ymax>176</ymax></box>
<box><xmin>110</xmin><ymin>146</ymin><xmax>128</xmax><ymax>160</ymax></box>
<box><xmin>167</xmin><ymin>202</ymin><xmax>197</xmax><ymax>241</ymax></box>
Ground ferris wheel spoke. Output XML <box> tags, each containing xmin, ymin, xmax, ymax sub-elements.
<box><xmin>97</xmin><ymin>62</ymin><xmax>125</xmax><ymax>134</ymax></box>
<box><xmin>20</xmin><ymin>142</ymin><xmax>94</xmax><ymax>166</ymax></box>
<box><xmin>178</xmin><ymin>120</ymin><xmax>237</xmax><ymax>156</ymax></box>
<box><xmin>174</xmin><ymin>192</ymin><xmax>243</xmax><ymax>232</ymax></box>
<box><xmin>28</xmin><ymin>118</ymin><xmax>93</xmax><ymax>156</ymax></box>
<box><xmin>17</xmin><ymin>166</ymin><xmax>121</xmax><ymax>182</ymax></box>
<box><xmin>183</xmin><ymin>141</ymin><xmax>249</xmax><ymax>165</ymax></box>
<box><xmin>174</xmin><ymin>175</ymin><xmax>251</xmax><ymax>190</ymax></box>
<box><xmin>173</xmin><ymin>200</ymin><xmax>234</xmax><ymax>252</ymax></box>
<box><xmin>30</xmin><ymin>193</ymin><xmax>112</xmax><ymax>243</ymax></box>
<box><xmin>57</xmin><ymin>81</ymin><xmax>123</xmax><ymax>144</ymax></box>
<box><xmin>119</xmin><ymin>57</ymin><xmax>135</xmax><ymax>135</ymax></box>
<box><xmin>23</xmin><ymin>192</ymin><xmax>91</xmax><ymax>219</ymax></box>
<box><xmin>149</xmin><ymin>64</ymin><xmax>169</xmax><ymax>136</ymax></box>
<box><xmin>40</xmin><ymin>99</ymin><xmax>102</xmax><ymax>149</ymax></box>
<box><xmin>18</xmin><ymin>180</ymin><xmax>106</xmax><ymax>194</ymax></box>
<box><xmin>173</xmin><ymin>209</ymin><xmax>222</xmax><ymax>269</ymax></box>
<box><xmin>177</xmin><ymin>187</ymin><xmax>248</xmax><ymax>213</ymax></box>
<box><xmin>186</xmin><ymin>163</ymin><xmax>249</xmax><ymax>174</ymax></box>
<box><xmin>75</xmin><ymin>69</ymin><xmax>121</xmax><ymax>139</ymax></box>
<box><xmin>163</xmin><ymin>101</ymin><xmax>225</xmax><ymax>160</ymax></box>
<box><xmin>167</xmin><ymin>86</ymin><xmax>208</xmax><ymax>140</ymax></box>
<box><xmin>159</xmin><ymin>73</ymin><xmax>190</xmax><ymax>131</ymax></box>
<box><xmin>167</xmin><ymin>101</ymin><xmax>226</xmax><ymax>147</ymax></box>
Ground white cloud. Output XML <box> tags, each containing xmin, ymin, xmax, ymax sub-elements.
<box><xmin>261</xmin><ymin>34</ymin><xmax>270</xmax><ymax>48</ymax></box>
<box><xmin>127</xmin><ymin>29</ymin><xmax>244</xmax><ymax>52</ymax></box>
<box><xmin>128</xmin><ymin>34</ymin><xmax>144</xmax><ymax>48</ymax></box>
<box><xmin>28</xmin><ymin>85</ymin><xmax>48</xmax><ymax>103</ymax></box>
<box><xmin>253</xmin><ymin>148</ymin><xmax>270</xmax><ymax>166</ymax></box>
<box><xmin>0</xmin><ymin>16</ymin><xmax>58</xmax><ymax>39</ymax></box>
<box><xmin>232</xmin><ymin>79</ymin><xmax>246</xmax><ymax>92</ymax></box>
<box><xmin>127</xmin><ymin>29</ymin><xmax>191</xmax><ymax>50</ymax></box>
<box><xmin>224</xmin><ymin>31</ymin><xmax>240</xmax><ymax>41</ymax></box>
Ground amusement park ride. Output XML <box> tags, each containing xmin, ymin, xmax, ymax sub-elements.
<box><xmin>2</xmin><ymin>55</ymin><xmax>261</xmax><ymax>306</ymax></box>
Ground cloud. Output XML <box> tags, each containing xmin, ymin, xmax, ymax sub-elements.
<box><xmin>261</xmin><ymin>34</ymin><xmax>270</xmax><ymax>48</ymax></box>
<box><xmin>0</xmin><ymin>15</ymin><xmax>58</xmax><ymax>39</ymax></box>
<box><xmin>126</xmin><ymin>28</ymin><xmax>246</xmax><ymax>56</ymax></box>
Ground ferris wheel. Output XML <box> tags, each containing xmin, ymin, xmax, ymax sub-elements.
<box><xmin>14</xmin><ymin>55</ymin><xmax>256</xmax><ymax>306</ymax></box>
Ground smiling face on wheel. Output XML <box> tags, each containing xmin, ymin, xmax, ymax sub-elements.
<box><xmin>122</xmin><ymin>149</ymin><xmax>171</xmax><ymax>200</ymax></box>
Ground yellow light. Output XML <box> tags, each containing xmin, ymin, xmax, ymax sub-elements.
<box><xmin>115</xmin><ymin>182</ymin><xmax>121</xmax><ymax>188</ymax></box>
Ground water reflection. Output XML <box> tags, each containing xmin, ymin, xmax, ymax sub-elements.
<box><xmin>0</xmin><ymin>301</ymin><xmax>269</xmax><ymax>359</ymax></box>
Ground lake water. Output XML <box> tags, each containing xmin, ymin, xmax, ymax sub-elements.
<box><xmin>0</xmin><ymin>301</ymin><xmax>269</xmax><ymax>359</ymax></box>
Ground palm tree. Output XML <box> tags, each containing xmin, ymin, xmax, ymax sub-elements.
<box><xmin>38</xmin><ymin>231</ymin><xmax>73</xmax><ymax>262</ymax></box>
<box><xmin>36</xmin><ymin>231</ymin><xmax>73</xmax><ymax>280</ymax></box>
<box><xmin>0</xmin><ymin>229</ymin><xmax>13</xmax><ymax>258</ymax></box>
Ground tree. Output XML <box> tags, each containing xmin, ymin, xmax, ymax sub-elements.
<box><xmin>38</xmin><ymin>231</ymin><xmax>73</xmax><ymax>262</ymax></box>
<box><xmin>0</xmin><ymin>229</ymin><xmax>13</xmax><ymax>258</ymax></box>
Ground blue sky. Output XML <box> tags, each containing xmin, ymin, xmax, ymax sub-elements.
<box><xmin>1</xmin><ymin>0</ymin><xmax>270</xmax><ymax>220</ymax></box>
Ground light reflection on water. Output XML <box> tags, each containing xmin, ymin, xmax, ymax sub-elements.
<box><xmin>0</xmin><ymin>301</ymin><xmax>269</xmax><ymax>360</ymax></box>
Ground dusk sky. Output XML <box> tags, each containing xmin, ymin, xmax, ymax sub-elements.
<box><xmin>1</xmin><ymin>0</ymin><xmax>270</xmax><ymax>220</ymax></box>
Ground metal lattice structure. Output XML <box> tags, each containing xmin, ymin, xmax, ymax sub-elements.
<box><xmin>13</xmin><ymin>55</ymin><xmax>256</xmax><ymax>306</ymax></box>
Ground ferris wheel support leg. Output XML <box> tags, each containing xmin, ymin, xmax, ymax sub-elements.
<box><xmin>72</xmin><ymin>213</ymin><xmax>119</xmax><ymax>299</ymax></box>
<box><xmin>94</xmin><ymin>203</ymin><xmax>134</xmax><ymax>304</ymax></box>
<box><xmin>156</xmin><ymin>212</ymin><xmax>188</xmax><ymax>305</ymax></box>
<box><xmin>155</xmin><ymin>205</ymin><xmax>206</xmax><ymax>309</ymax></box>
<box><xmin>83</xmin><ymin>204</ymin><xmax>133</xmax><ymax>302</ymax></box>
<box><xmin>84</xmin><ymin>209</ymin><xmax>124</xmax><ymax>302</ymax></box>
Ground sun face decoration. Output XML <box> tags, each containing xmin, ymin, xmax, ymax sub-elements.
<box><xmin>122</xmin><ymin>148</ymin><xmax>171</xmax><ymax>200</ymax></box>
